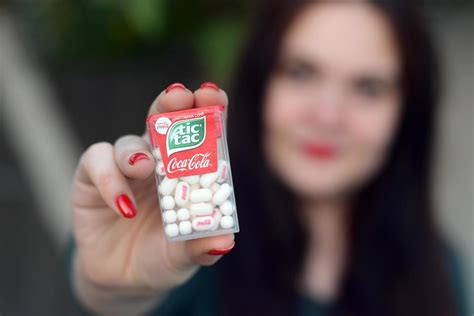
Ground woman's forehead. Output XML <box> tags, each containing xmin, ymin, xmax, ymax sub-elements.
<box><xmin>280</xmin><ymin>2</ymin><xmax>401</xmax><ymax>76</ymax></box>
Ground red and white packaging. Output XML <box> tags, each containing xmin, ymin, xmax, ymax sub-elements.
<box><xmin>147</xmin><ymin>105</ymin><xmax>239</xmax><ymax>241</ymax></box>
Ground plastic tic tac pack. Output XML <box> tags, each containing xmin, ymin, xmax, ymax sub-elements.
<box><xmin>147</xmin><ymin>105</ymin><xmax>239</xmax><ymax>242</ymax></box>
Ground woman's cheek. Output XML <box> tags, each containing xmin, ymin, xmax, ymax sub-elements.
<box><xmin>347</xmin><ymin>103</ymin><xmax>401</xmax><ymax>175</ymax></box>
<box><xmin>264</xmin><ymin>84</ymin><xmax>301</xmax><ymax>128</ymax></box>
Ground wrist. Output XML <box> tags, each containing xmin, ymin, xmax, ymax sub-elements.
<box><xmin>72</xmin><ymin>252</ymin><xmax>162</xmax><ymax>315</ymax></box>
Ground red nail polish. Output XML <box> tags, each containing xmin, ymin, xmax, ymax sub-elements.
<box><xmin>200</xmin><ymin>82</ymin><xmax>220</xmax><ymax>91</ymax></box>
<box><xmin>207</xmin><ymin>242</ymin><xmax>235</xmax><ymax>255</ymax></box>
<box><xmin>115</xmin><ymin>194</ymin><xmax>137</xmax><ymax>218</ymax></box>
<box><xmin>165</xmin><ymin>82</ymin><xmax>186</xmax><ymax>93</ymax></box>
<box><xmin>128</xmin><ymin>152</ymin><xmax>150</xmax><ymax>165</ymax></box>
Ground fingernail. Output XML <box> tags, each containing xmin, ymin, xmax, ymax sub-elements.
<box><xmin>200</xmin><ymin>82</ymin><xmax>220</xmax><ymax>91</ymax></box>
<box><xmin>165</xmin><ymin>82</ymin><xmax>186</xmax><ymax>93</ymax></box>
<box><xmin>128</xmin><ymin>152</ymin><xmax>150</xmax><ymax>165</ymax></box>
<box><xmin>115</xmin><ymin>194</ymin><xmax>137</xmax><ymax>218</ymax></box>
<box><xmin>207</xmin><ymin>241</ymin><xmax>235</xmax><ymax>256</ymax></box>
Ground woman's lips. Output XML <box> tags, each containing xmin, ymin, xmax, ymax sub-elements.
<box><xmin>300</xmin><ymin>143</ymin><xmax>338</xmax><ymax>160</ymax></box>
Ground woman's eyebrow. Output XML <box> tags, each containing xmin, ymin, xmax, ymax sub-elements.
<box><xmin>277</xmin><ymin>52</ymin><xmax>321</xmax><ymax>72</ymax></box>
<box><xmin>352</xmin><ymin>73</ymin><xmax>400</xmax><ymax>88</ymax></box>
<box><xmin>279</xmin><ymin>49</ymin><xmax>401</xmax><ymax>84</ymax></box>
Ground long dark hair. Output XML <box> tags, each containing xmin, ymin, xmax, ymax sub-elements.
<box><xmin>218</xmin><ymin>0</ymin><xmax>458</xmax><ymax>315</ymax></box>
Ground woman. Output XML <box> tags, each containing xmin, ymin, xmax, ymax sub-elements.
<box><xmin>69</xmin><ymin>0</ymin><xmax>468</xmax><ymax>315</ymax></box>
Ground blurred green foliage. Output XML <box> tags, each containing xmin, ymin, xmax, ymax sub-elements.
<box><xmin>18</xmin><ymin>0</ymin><xmax>255</xmax><ymax>80</ymax></box>
<box><xmin>13</xmin><ymin>0</ymin><xmax>471</xmax><ymax>81</ymax></box>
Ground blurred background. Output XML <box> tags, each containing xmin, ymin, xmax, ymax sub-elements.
<box><xmin>0</xmin><ymin>0</ymin><xmax>472</xmax><ymax>314</ymax></box>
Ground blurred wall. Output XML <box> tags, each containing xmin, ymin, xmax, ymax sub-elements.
<box><xmin>430</xmin><ymin>8</ymin><xmax>474</xmax><ymax>306</ymax></box>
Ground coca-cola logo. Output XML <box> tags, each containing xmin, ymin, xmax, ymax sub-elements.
<box><xmin>196</xmin><ymin>218</ymin><xmax>212</xmax><ymax>226</ymax></box>
<box><xmin>167</xmin><ymin>152</ymin><xmax>211</xmax><ymax>174</ymax></box>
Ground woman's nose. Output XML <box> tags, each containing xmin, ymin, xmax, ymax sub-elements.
<box><xmin>305</xmin><ymin>85</ymin><xmax>346</xmax><ymax>129</ymax></box>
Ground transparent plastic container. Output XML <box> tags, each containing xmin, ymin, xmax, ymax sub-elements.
<box><xmin>147</xmin><ymin>105</ymin><xmax>239</xmax><ymax>242</ymax></box>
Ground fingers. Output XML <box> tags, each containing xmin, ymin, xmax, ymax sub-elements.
<box><xmin>76</xmin><ymin>142</ymin><xmax>137</xmax><ymax>219</ymax></box>
<box><xmin>114</xmin><ymin>135</ymin><xmax>155</xmax><ymax>180</ymax></box>
<box><xmin>193</xmin><ymin>82</ymin><xmax>228</xmax><ymax>111</ymax></box>
<box><xmin>188</xmin><ymin>233</ymin><xmax>235</xmax><ymax>266</ymax></box>
<box><xmin>147</xmin><ymin>83</ymin><xmax>194</xmax><ymax>117</ymax></box>
<box><xmin>170</xmin><ymin>233</ymin><xmax>235</xmax><ymax>271</ymax></box>
<box><xmin>147</xmin><ymin>82</ymin><xmax>228</xmax><ymax>116</ymax></box>
<box><xmin>143</xmin><ymin>82</ymin><xmax>228</xmax><ymax>140</ymax></box>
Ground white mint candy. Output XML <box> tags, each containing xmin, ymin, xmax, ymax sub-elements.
<box><xmin>192</xmin><ymin>216</ymin><xmax>215</xmax><ymax>231</ymax></box>
<box><xmin>190</xmin><ymin>188</ymin><xmax>212</xmax><ymax>203</ymax></box>
<box><xmin>199</xmin><ymin>170</ymin><xmax>220</xmax><ymax>188</ymax></box>
<box><xmin>174</xmin><ymin>181</ymin><xmax>190</xmax><ymax>207</ymax></box>
<box><xmin>179</xmin><ymin>221</ymin><xmax>192</xmax><ymax>235</ymax></box>
<box><xmin>155</xmin><ymin>161</ymin><xmax>166</xmax><ymax>176</ymax></box>
<box><xmin>177</xmin><ymin>208</ymin><xmax>191</xmax><ymax>221</ymax></box>
<box><xmin>165</xmin><ymin>223</ymin><xmax>179</xmax><ymax>237</ymax></box>
<box><xmin>210</xmin><ymin>183</ymin><xmax>220</xmax><ymax>193</ymax></box>
<box><xmin>190</xmin><ymin>203</ymin><xmax>213</xmax><ymax>216</ymax></box>
<box><xmin>180</xmin><ymin>175</ymin><xmax>200</xmax><ymax>185</ymax></box>
<box><xmin>219</xmin><ymin>200</ymin><xmax>234</xmax><ymax>216</ymax></box>
<box><xmin>212</xmin><ymin>183</ymin><xmax>232</xmax><ymax>206</ymax></box>
<box><xmin>216</xmin><ymin>160</ymin><xmax>229</xmax><ymax>183</ymax></box>
<box><xmin>161</xmin><ymin>195</ymin><xmax>175</xmax><ymax>210</ymax></box>
<box><xmin>220</xmin><ymin>216</ymin><xmax>234</xmax><ymax>229</ymax></box>
<box><xmin>160</xmin><ymin>177</ymin><xmax>178</xmax><ymax>195</ymax></box>
<box><xmin>152</xmin><ymin>148</ymin><xmax>162</xmax><ymax>159</ymax></box>
<box><xmin>210</xmin><ymin>208</ymin><xmax>222</xmax><ymax>231</ymax></box>
<box><xmin>163</xmin><ymin>210</ymin><xmax>177</xmax><ymax>223</ymax></box>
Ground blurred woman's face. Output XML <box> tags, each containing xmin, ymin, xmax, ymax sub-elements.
<box><xmin>263</xmin><ymin>3</ymin><xmax>402</xmax><ymax>201</ymax></box>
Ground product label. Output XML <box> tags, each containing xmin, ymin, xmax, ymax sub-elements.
<box><xmin>147</xmin><ymin>106</ymin><xmax>220</xmax><ymax>178</ymax></box>
<box><xmin>167</xmin><ymin>117</ymin><xmax>206</xmax><ymax>156</ymax></box>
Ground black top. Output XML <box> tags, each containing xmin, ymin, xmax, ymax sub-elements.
<box><xmin>65</xmin><ymin>238</ymin><xmax>470</xmax><ymax>315</ymax></box>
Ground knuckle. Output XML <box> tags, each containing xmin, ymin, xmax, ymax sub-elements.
<box><xmin>115</xmin><ymin>134</ymin><xmax>139</xmax><ymax>146</ymax></box>
<box><xmin>96</xmin><ymin>172</ymin><xmax>114</xmax><ymax>189</ymax></box>
<box><xmin>85</xmin><ymin>142</ymin><xmax>113</xmax><ymax>160</ymax></box>
<box><xmin>80</xmin><ymin>142</ymin><xmax>116</xmax><ymax>187</ymax></box>
<box><xmin>77</xmin><ymin>142</ymin><xmax>113</xmax><ymax>176</ymax></box>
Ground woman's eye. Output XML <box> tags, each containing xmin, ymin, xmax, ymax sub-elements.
<box><xmin>284</xmin><ymin>64</ymin><xmax>312</xmax><ymax>81</ymax></box>
<box><xmin>355</xmin><ymin>79</ymin><xmax>386</xmax><ymax>98</ymax></box>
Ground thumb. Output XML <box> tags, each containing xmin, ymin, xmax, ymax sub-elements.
<box><xmin>172</xmin><ymin>233</ymin><xmax>235</xmax><ymax>271</ymax></box>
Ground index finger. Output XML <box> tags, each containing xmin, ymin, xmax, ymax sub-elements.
<box><xmin>147</xmin><ymin>82</ymin><xmax>195</xmax><ymax>117</ymax></box>
<box><xmin>143</xmin><ymin>83</ymin><xmax>195</xmax><ymax>140</ymax></box>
